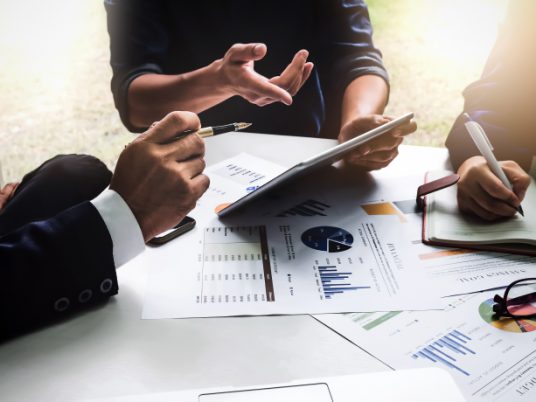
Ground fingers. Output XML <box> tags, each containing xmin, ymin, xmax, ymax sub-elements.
<box><xmin>0</xmin><ymin>182</ymin><xmax>20</xmax><ymax>210</ymax></box>
<box><xmin>395</xmin><ymin>120</ymin><xmax>418</xmax><ymax>137</ymax></box>
<box><xmin>177</xmin><ymin>156</ymin><xmax>206</xmax><ymax>180</ymax></box>
<box><xmin>339</xmin><ymin>115</ymin><xmax>389</xmax><ymax>142</ymax></box>
<box><xmin>143</xmin><ymin>111</ymin><xmax>201</xmax><ymax>144</ymax></box>
<box><xmin>477</xmin><ymin>169</ymin><xmax>519</xmax><ymax>207</ymax></box>
<box><xmin>301</xmin><ymin>62</ymin><xmax>314</xmax><ymax>86</ymax></box>
<box><xmin>457</xmin><ymin>157</ymin><xmax>524</xmax><ymax>221</ymax></box>
<box><xmin>339</xmin><ymin>115</ymin><xmax>409</xmax><ymax>171</ymax></box>
<box><xmin>457</xmin><ymin>193</ymin><xmax>504</xmax><ymax>221</ymax></box>
<box><xmin>269</xmin><ymin>50</ymin><xmax>313</xmax><ymax>96</ymax></box>
<box><xmin>226</xmin><ymin>45</ymin><xmax>311</xmax><ymax>106</ymax></box>
<box><xmin>1</xmin><ymin>182</ymin><xmax>19</xmax><ymax>196</ymax></box>
<box><xmin>189</xmin><ymin>172</ymin><xmax>211</xmax><ymax>199</ymax></box>
<box><xmin>241</xmin><ymin>70</ymin><xmax>293</xmax><ymax>105</ymax></box>
<box><xmin>355</xmin><ymin>133</ymin><xmax>403</xmax><ymax>156</ymax></box>
<box><xmin>346</xmin><ymin>148</ymin><xmax>399</xmax><ymax>170</ymax></box>
<box><xmin>227</xmin><ymin>43</ymin><xmax>267</xmax><ymax>62</ymax></box>
<box><xmin>270</xmin><ymin>50</ymin><xmax>308</xmax><ymax>91</ymax></box>
<box><xmin>471</xmin><ymin>183</ymin><xmax>518</xmax><ymax>217</ymax></box>
<box><xmin>501</xmin><ymin>161</ymin><xmax>531</xmax><ymax>201</ymax></box>
<box><xmin>165</xmin><ymin>129</ymin><xmax>206</xmax><ymax>161</ymax></box>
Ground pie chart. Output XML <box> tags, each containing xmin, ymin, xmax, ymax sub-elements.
<box><xmin>301</xmin><ymin>226</ymin><xmax>353</xmax><ymax>253</ymax></box>
<box><xmin>479</xmin><ymin>297</ymin><xmax>536</xmax><ymax>333</ymax></box>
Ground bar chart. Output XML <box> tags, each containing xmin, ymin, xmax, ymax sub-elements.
<box><xmin>276</xmin><ymin>199</ymin><xmax>331</xmax><ymax>217</ymax></box>
<box><xmin>411</xmin><ymin>330</ymin><xmax>475</xmax><ymax>376</ymax></box>
<box><xmin>316</xmin><ymin>265</ymin><xmax>370</xmax><ymax>299</ymax></box>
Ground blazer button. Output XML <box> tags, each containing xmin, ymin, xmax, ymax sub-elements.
<box><xmin>100</xmin><ymin>278</ymin><xmax>113</xmax><ymax>294</ymax></box>
<box><xmin>78</xmin><ymin>289</ymin><xmax>93</xmax><ymax>303</ymax></box>
<box><xmin>54</xmin><ymin>297</ymin><xmax>70</xmax><ymax>312</ymax></box>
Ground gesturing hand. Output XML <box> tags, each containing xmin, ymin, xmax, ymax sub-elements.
<box><xmin>339</xmin><ymin>114</ymin><xmax>417</xmax><ymax>170</ymax></box>
<box><xmin>110</xmin><ymin>111</ymin><xmax>210</xmax><ymax>242</ymax></box>
<box><xmin>218</xmin><ymin>43</ymin><xmax>314</xmax><ymax>107</ymax></box>
<box><xmin>457</xmin><ymin>156</ymin><xmax>530</xmax><ymax>221</ymax></box>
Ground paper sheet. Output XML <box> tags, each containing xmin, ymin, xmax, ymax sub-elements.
<box><xmin>142</xmin><ymin>213</ymin><xmax>443</xmax><ymax>318</ymax></box>
<box><xmin>382</xmin><ymin>212</ymin><xmax>536</xmax><ymax>295</ymax></box>
<box><xmin>142</xmin><ymin>157</ymin><xmax>443</xmax><ymax>319</ymax></box>
<box><xmin>142</xmin><ymin>154</ymin><xmax>534</xmax><ymax>319</ymax></box>
<box><xmin>196</xmin><ymin>152</ymin><xmax>288</xmax><ymax>219</ymax></box>
<box><xmin>315</xmin><ymin>288</ymin><xmax>536</xmax><ymax>401</ymax></box>
<box><xmin>293</xmin><ymin>174</ymin><xmax>536</xmax><ymax>296</ymax></box>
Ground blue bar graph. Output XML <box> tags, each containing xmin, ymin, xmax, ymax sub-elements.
<box><xmin>318</xmin><ymin>265</ymin><xmax>370</xmax><ymax>299</ymax></box>
<box><xmin>412</xmin><ymin>329</ymin><xmax>475</xmax><ymax>376</ymax></box>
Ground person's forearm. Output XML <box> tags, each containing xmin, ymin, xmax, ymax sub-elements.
<box><xmin>128</xmin><ymin>60</ymin><xmax>232</xmax><ymax>129</ymax></box>
<box><xmin>340</xmin><ymin>75</ymin><xmax>388</xmax><ymax>129</ymax></box>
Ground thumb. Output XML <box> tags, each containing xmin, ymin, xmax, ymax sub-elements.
<box><xmin>227</xmin><ymin>43</ymin><xmax>267</xmax><ymax>62</ymax></box>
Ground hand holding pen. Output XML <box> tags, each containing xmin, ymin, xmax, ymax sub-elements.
<box><xmin>455</xmin><ymin>114</ymin><xmax>530</xmax><ymax>221</ymax></box>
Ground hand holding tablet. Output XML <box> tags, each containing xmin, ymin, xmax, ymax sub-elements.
<box><xmin>340</xmin><ymin>114</ymin><xmax>418</xmax><ymax>170</ymax></box>
<box><xmin>217</xmin><ymin>112</ymin><xmax>415</xmax><ymax>217</ymax></box>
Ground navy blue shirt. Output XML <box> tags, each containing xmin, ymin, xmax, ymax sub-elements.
<box><xmin>105</xmin><ymin>0</ymin><xmax>388</xmax><ymax>138</ymax></box>
<box><xmin>446</xmin><ymin>2</ymin><xmax>536</xmax><ymax>170</ymax></box>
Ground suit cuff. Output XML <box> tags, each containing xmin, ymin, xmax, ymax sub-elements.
<box><xmin>91</xmin><ymin>188</ymin><xmax>145</xmax><ymax>267</ymax></box>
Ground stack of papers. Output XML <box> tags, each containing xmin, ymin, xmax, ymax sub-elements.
<box><xmin>141</xmin><ymin>153</ymin><xmax>536</xmax><ymax>401</ymax></box>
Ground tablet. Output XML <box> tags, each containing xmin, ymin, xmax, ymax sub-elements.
<box><xmin>217</xmin><ymin>112</ymin><xmax>414</xmax><ymax>217</ymax></box>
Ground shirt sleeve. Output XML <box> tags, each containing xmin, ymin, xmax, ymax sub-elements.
<box><xmin>91</xmin><ymin>189</ymin><xmax>145</xmax><ymax>268</ymax></box>
<box><xmin>104</xmin><ymin>0</ymin><xmax>167</xmax><ymax>132</ymax></box>
<box><xmin>446</xmin><ymin>2</ymin><xmax>536</xmax><ymax>170</ymax></box>
<box><xmin>319</xmin><ymin>0</ymin><xmax>389</xmax><ymax>102</ymax></box>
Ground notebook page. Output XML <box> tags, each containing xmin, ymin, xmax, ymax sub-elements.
<box><xmin>427</xmin><ymin>172</ymin><xmax>536</xmax><ymax>245</ymax></box>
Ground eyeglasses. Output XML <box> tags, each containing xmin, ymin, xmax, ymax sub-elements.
<box><xmin>493</xmin><ymin>278</ymin><xmax>536</xmax><ymax>318</ymax></box>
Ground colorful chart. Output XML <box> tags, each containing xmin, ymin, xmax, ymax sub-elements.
<box><xmin>361</xmin><ymin>202</ymin><xmax>407</xmax><ymax>223</ymax></box>
<box><xmin>479</xmin><ymin>297</ymin><xmax>536</xmax><ymax>333</ymax></box>
<box><xmin>301</xmin><ymin>226</ymin><xmax>353</xmax><ymax>253</ymax></box>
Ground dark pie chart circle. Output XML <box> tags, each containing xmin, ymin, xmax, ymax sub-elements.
<box><xmin>301</xmin><ymin>226</ymin><xmax>354</xmax><ymax>253</ymax></box>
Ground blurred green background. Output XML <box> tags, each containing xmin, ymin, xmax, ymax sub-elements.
<box><xmin>0</xmin><ymin>0</ymin><xmax>506</xmax><ymax>182</ymax></box>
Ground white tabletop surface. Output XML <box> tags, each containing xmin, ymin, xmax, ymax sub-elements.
<box><xmin>0</xmin><ymin>133</ymin><xmax>451</xmax><ymax>402</ymax></box>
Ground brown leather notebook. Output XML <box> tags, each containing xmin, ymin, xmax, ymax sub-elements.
<box><xmin>419</xmin><ymin>171</ymin><xmax>536</xmax><ymax>257</ymax></box>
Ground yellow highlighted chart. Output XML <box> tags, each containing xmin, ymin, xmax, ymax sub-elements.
<box><xmin>418</xmin><ymin>249</ymin><xmax>473</xmax><ymax>261</ymax></box>
<box><xmin>361</xmin><ymin>202</ymin><xmax>407</xmax><ymax>223</ymax></box>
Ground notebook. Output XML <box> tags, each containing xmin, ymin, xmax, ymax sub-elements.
<box><xmin>422</xmin><ymin>170</ymin><xmax>536</xmax><ymax>256</ymax></box>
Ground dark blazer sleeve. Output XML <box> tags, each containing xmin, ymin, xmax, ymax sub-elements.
<box><xmin>0</xmin><ymin>202</ymin><xmax>118</xmax><ymax>339</ymax></box>
<box><xmin>105</xmin><ymin>0</ymin><xmax>166</xmax><ymax>132</ymax></box>
<box><xmin>446</xmin><ymin>3</ymin><xmax>536</xmax><ymax>171</ymax></box>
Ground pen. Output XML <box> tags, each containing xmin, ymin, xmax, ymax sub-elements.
<box><xmin>168</xmin><ymin>122</ymin><xmax>252</xmax><ymax>142</ymax></box>
<box><xmin>463</xmin><ymin>113</ymin><xmax>524</xmax><ymax>217</ymax></box>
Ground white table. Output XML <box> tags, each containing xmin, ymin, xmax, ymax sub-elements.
<box><xmin>0</xmin><ymin>133</ymin><xmax>450</xmax><ymax>401</ymax></box>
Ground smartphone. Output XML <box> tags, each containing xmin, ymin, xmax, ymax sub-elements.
<box><xmin>148</xmin><ymin>216</ymin><xmax>196</xmax><ymax>246</ymax></box>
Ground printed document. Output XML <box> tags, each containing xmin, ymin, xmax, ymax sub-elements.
<box><xmin>315</xmin><ymin>288</ymin><xmax>536</xmax><ymax>401</ymax></box>
<box><xmin>142</xmin><ymin>157</ymin><xmax>443</xmax><ymax>319</ymax></box>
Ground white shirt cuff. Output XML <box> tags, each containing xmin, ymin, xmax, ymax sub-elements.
<box><xmin>91</xmin><ymin>188</ymin><xmax>145</xmax><ymax>268</ymax></box>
